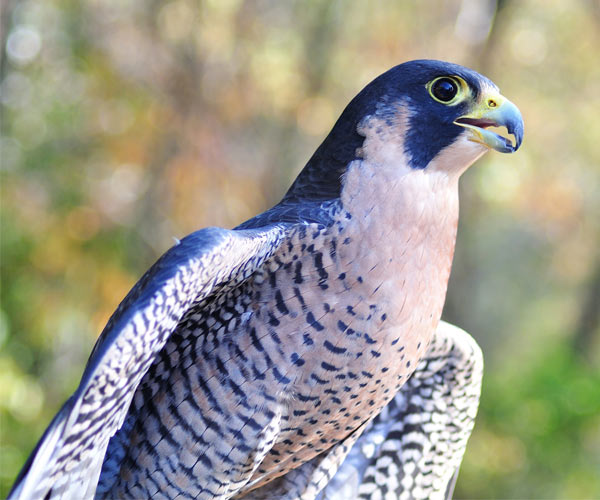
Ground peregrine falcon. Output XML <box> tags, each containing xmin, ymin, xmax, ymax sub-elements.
<box><xmin>9</xmin><ymin>60</ymin><xmax>523</xmax><ymax>500</ymax></box>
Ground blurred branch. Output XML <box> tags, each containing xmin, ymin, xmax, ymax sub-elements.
<box><xmin>472</xmin><ymin>0</ymin><xmax>510</xmax><ymax>72</ymax></box>
<box><xmin>0</xmin><ymin>0</ymin><xmax>14</xmax><ymax>100</ymax></box>
<box><xmin>589</xmin><ymin>0</ymin><xmax>600</xmax><ymax>27</ymax></box>
<box><xmin>260</xmin><ymin>0</ymin><xmax>341</xmax><ymax>203</ymax></box>
<box><xmin>573</xmin><ymin>257</ymin><xmax>600</xmax><ymax>360</ymax></box>
<box><xmin>0</xmin><ymin>0</ymin><xmax>12</xmax><ymax>57</ymax></box>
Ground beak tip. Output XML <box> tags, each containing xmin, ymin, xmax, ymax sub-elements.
<box><xmin>493</xmin><ymin>102</ymin><xmax>524</xmax><ymax>153</ymax></box>
<box><xmin>508</xmin><ymin>120</ymin><xmax>524</xmax><ymax>153</ymax></box>
<box><xmin>506</xmin><ymin>103</ymin><xmax>524</xmax><ymax>153</ymax></box>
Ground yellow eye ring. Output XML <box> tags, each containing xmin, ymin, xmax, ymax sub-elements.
<box><xmin>426</xmin><ymin>76</ymin><xmax>467</xmax><ymax>105</ymax></box>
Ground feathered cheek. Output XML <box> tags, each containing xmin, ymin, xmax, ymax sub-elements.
<box><xmin>354</xmin><ymin>115</ymin><xmax>412</xmax><ymax>174</ymax></box>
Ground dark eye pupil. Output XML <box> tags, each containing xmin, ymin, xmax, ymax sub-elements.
<box><xmin>432</xmin><ymin>78</ymin><xmax>458</xmax><ymax>102</ymax></box>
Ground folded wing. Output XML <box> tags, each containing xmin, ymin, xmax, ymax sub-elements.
<box><xmin>9</xmin><ymin>224</ymin><xmax>289</xmax><ymax>500</ymax></box>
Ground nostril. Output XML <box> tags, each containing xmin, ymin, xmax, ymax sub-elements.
<box><xmin>487</xmin><ymin>99</ymin><xmax>497</xmax><ymax>108</ymax></box>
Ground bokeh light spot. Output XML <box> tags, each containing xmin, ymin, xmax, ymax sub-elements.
<box><xmin>6</xmin><ymin>26</ymin><xmax>41</xmax><ymax>65</ymax></box>
<box><xmin>511</xmin><ymin>26</ymin><xmax>548</xmax><ymax>66</ymax></box>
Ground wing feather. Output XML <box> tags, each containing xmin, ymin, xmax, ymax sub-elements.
<box><xmin>9</xmin><ymin>224</ymin><xmax>289</xmax><ymax>500</ymax></box>
<box><xmin>315</xmin><ymin>321</ymin><xmax>483</xmax><ymax>500</ymax></box>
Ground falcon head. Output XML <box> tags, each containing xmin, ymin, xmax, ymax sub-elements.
<box><xmin>287</xmin><ymin>59</ymin><xmax>523</xmax><ymax>201</ymax></box>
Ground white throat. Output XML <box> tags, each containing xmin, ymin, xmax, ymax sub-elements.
<box><xmin>333</xmin><ymin>114</ymin><xmax>489</xmax><ymax>343</ymax></box>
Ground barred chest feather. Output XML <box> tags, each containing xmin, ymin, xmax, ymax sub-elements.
<box><xmin>240</xmin><ymin>156</ymin><xmax>460</xmax><ymax>484</ymax></box>
<box><xmin>100</xmin><ymin>137</ymin><xmax>465</xmax><ymax>499</ymax></box>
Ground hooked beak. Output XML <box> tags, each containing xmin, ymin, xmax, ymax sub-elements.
<box><xmin>454</xmin><ymin>92</ymin><xmax>524</xmax><ymax>153</ymax></box>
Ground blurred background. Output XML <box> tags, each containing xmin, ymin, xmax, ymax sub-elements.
<box><xmin>1</xmin><ymin>0</ymin><xmax>599</xmax><ymax>497</ymax></box>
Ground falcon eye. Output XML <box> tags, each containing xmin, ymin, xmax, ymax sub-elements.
<box><xmin>432</xmin><ymin>79</ymin><xmax>457</xmax><ymax>101</ymax></box>
<box><xmin>427</xmin><ymin>76</ymin><xmax>464</xmax><ymax>105</ymax></box>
